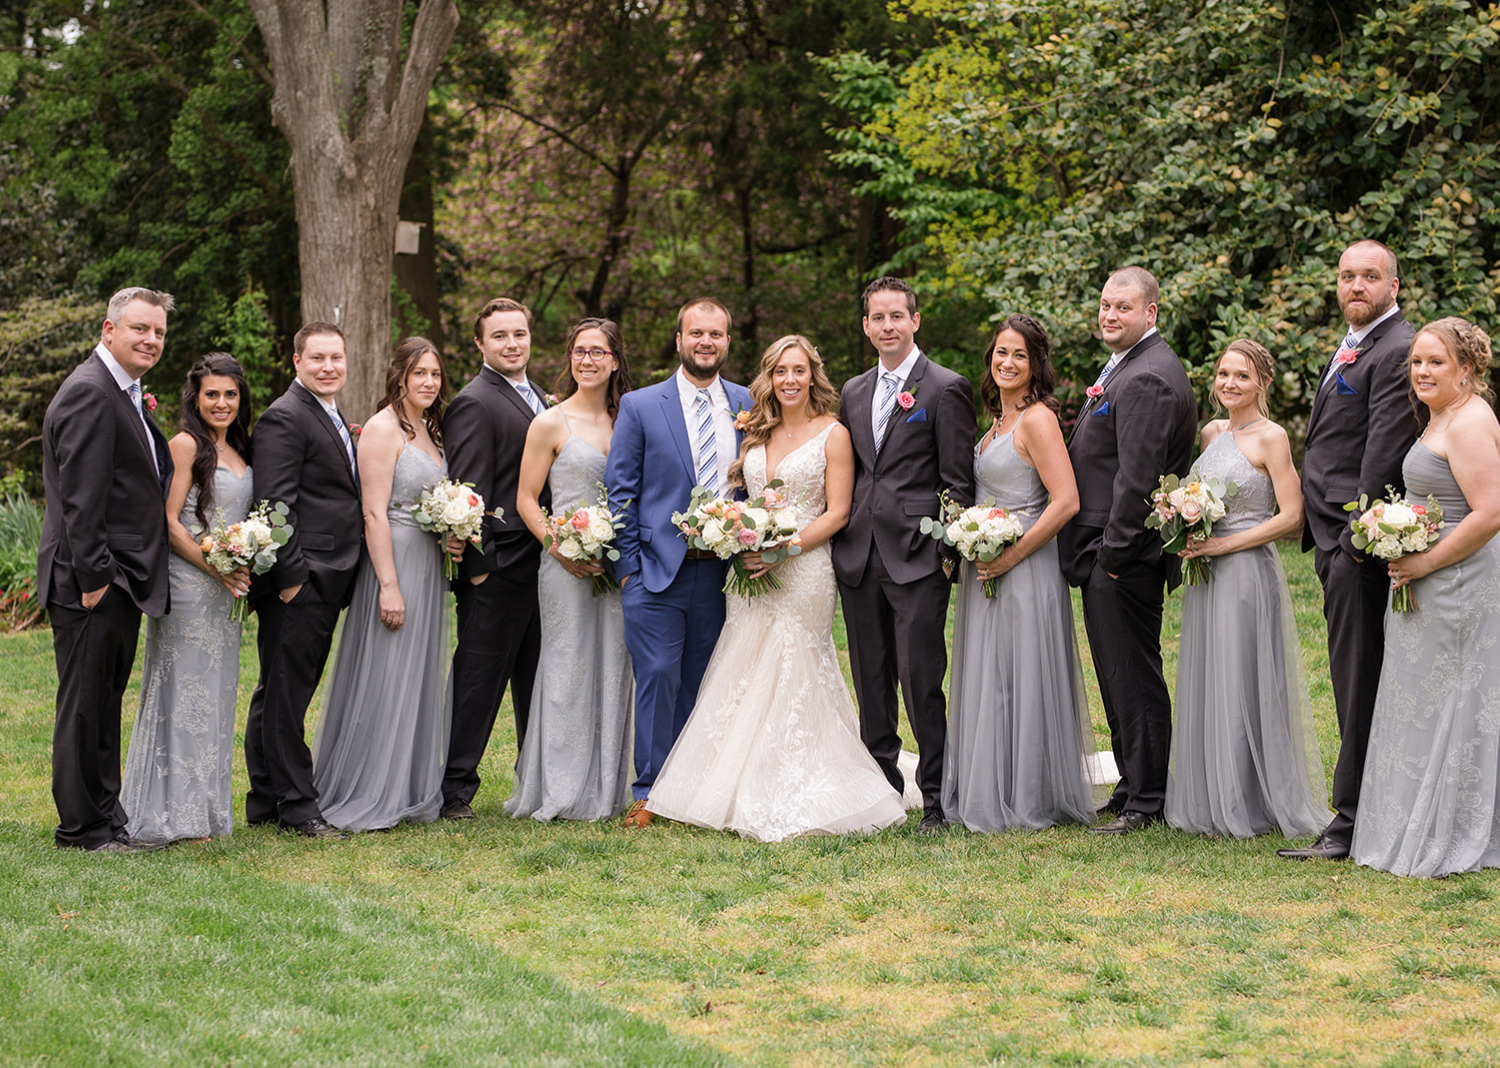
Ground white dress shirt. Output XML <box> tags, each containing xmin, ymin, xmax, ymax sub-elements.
<box><xmin>95</xmin><ymin>343</ymin><xmax>159</xmax><ymax>476</ymax></box>
<box><xmin>675</xmin><ymin>367</ymin><xmax>737</xmax><ymax>490</ymax></box>
<box><xmin>870</xmin><ymin>346</ymin><xmax>923</xmax><ymax>444</ymax></box>
<box><xmin>292</xmin><ymin>379</ymin><xmax>356</xmax><ymax>469</ymax></box>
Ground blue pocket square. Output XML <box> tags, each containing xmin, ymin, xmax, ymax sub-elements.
<box><xmin>905</xmin><ymin>408</ymin><xmax>927</xmax><ymax>423</ymax></box>
<box><xmin>1094</xmin><ymin>401</ymin><xmax>1110</xmax><ymax>416</ymax></box>
<box><xmin>1335</xmin><ymin>371</ymin><xmax>1358</xmax><ymax>396</ymax></box>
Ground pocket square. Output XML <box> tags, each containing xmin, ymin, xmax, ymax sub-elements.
<box><xmin>1093</xmin><ymin>401</ymin><xmax>1110</xmax><ymax>416</ymax></box>
<box><xmin>905</xmin><ymin>408</ymin><xmax>927</xmax><ymax>423</ymax></box>
<box><xmin>1335</xmin><ymin>372</ymin><xmax>1358</xmax><ymax>396</ymax></box>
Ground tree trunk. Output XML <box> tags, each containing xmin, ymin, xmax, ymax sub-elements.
<box><xmin>246</xmin><ymin>0</ymin><xmax>458</xmax><ymax>420</ymax></box>
<box><xmin>394</xmin><ymin>121</ymin><xmax>444</xmax><ymax>353</ymax></box>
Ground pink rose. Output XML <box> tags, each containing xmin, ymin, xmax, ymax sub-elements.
<box><xmin>1335</xmin><ymin>348</ymin><xmax>1359</xmax><ymax>366</ymax></box>
<box><xmin>897</xmin><ymin>391</ymin><xmax>915</xmax><ymax>410</ymax></box>
<box><xmin>1086</xmin><ymin>384</ymin><xmax>1104</xmax><ymax>399</ymax></box>
<box><xmin>988</xmin><ymin>508</ymin><xmax>1007</xmax><ymax>519</ymax></box>
<box><xmin>737</xmin><ymin>527</ymin><xmax>759</xmax><ymax>546</ymax></box>
<box><xmin>571</xmin><ymin>511</ymin><xmax>590</xmax><ymax>530</ymax></box>
<box><xmin>1181</xmin><ymin>501</ymin><xmax>1202</xmax><ymax>523</ymax></box>
<box><xmin>142</xmin><ymin>391</ymin><xmax>158</xmax><ymax>412</ymax></box>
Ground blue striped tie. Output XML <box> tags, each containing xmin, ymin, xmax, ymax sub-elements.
<box><xmin>331</xmin><ymin>407</ymin><xmax>356</xmax><ymax>473</ymax></box>
<box><xmin>516</xmin><ymin>380</ymin><xmax>545</xmax><ymax>415</ymax></box>
<box><xmin>873</xmin><ymin>372</ymin><xmax>898</xmax><ymax>454</ymax></box>
<box><xmin>695</xmin><ymin>389</ymin><xmax>718</xmax><ymax>494</ymax></box>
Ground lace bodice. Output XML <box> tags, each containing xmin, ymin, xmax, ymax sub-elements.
<box><xmin>388</xmin><ymin>444</ymin><xmax>445</xmax><ymax>527</ymax></box>
<box><xmin>1192</xmin><ymin>428</ymin><xmax>1274</xmax><ymax>536</ymax></box>
<box><xmin>743</xmin><ymin>423</ymin><xmax>835</xmax><ymax>528</ymax></box>
<box><xmin>181</xmin><ymin>466</ymin><xmax>254</xmax><ymax>534</ymax></box>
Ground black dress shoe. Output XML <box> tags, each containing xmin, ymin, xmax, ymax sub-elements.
<box><xmin>1092</xmin><ymin>811</ymin><xmax>1161</xmax><ymax>835</ymax></box>
<box><xmin>84</xmin><ymin>836</ymin><xmax>167</xmax><ymax>854</ymax></box>
<box><xmin>281</xmin><ymin>817</ymin><xmax>349</xmax><ymax>840</ymax></box>
<box><xmin>1095</xmin><ymin>799</ymin><xmax>1124</xmax><ymax>818</ymax></box>
<box><xmin>917</xmin><ymin>810</ymin><xmax>948</xmax><ymax>835</ymax></box>
<box><xmin>439</xmin><ymin>800</ymin><xmax>476</xmax><ymax>821</ymax></box>
<box><xmin>1276</xmin><ymin>834</ymin><xmax>1349</xmax><ymax>861</ymax></box>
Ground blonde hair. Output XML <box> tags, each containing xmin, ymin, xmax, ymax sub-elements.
<box><xmin>727</xmin><ymin>335</ymin><xmax>838</xmax><ymax>488</ymax></box>
<box><xmin>1210</xmin><ymin>338</ymin><xmax>1274</xmax><ymax>417</ymax></box>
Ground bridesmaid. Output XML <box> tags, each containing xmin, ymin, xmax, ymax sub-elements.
<box><xmin>1352</xmin><ymin>317</ymin><xmax>1500</xmax><ymax>877</ymax></box>
<box><xmin>1168</xmin><ymin>339</ymin><xmax>1328</xmax><ymax>839</ymax></box>
<box><xmin>505</xmin><ymin>318</ymin><xmax>635</xmax><ymax>821</ymax></box>
<box><xmin>313</xmin><ymin>338</ymin><xmax>459</xmax><ymax>831</ymax></box>
<box><xmin>941</xmin><ymin>314</ymin><xmax>1095</xmax><ymax>831</ymax></box>
<box><xmin>123</xmin><ymin>353</ymin><xmax>254</xmax><ymax>843</ymax></box>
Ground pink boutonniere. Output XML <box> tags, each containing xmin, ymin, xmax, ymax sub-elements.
<box><xmin>1335</xmin><ymin>348</ymin><xmax>1360</xmax><ymax>367</ymax></box>
<box><xmin>1086</xmin><ymin>384</ymin><xmax>1104</xmax><ymax>400</ymax></box>
<box><xmin>897</xmin><ymin>390</ymin><xmax>916</xmax><ymax>411</ymax></box>
<box><xmin>347</xmin><ymin>422</ymin><xmax>362</xmax><ymax>442</ymax></box>
<box><xmin>544</xmin><ymin>393</ymin><xmax>560</xmax><ymax>407</ymax></box>
<box><xmin>733</xmin><ymin>407</ymin><xmax>752</xmax><ymax>431</ymax></box>
<box><xmin>141</xmin><ymin>390</ymin><xmax>157</xmax><ymax>412</ymax></box>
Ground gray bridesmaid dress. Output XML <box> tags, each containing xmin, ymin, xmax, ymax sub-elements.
<box><xmin>124</xmin><ymin>466</ymin><xmax>254</xmax><ymax>842</ymax></box>
<box><xmin>941</xmin><ymin>418</ymin><xmax>1096</xmax><ymax>832</ymax></box>
<box><xmin>313</xmin><ymin>443</ymin><xmax>448</xmax><ymax>831</ymax></box>
<box><xmin>1165</xmin><ymin>427</ymin><xmax>1328</xmax><ymax>839</ymax></box>
<box><xmin>505</xmin><ymin>423</ymin><xmax>633</xmax><ymax>821</ymax></box>
<box><xmin>1352</xmin><ymin>442</ymin><xmax>1500</xmax><ymax>877</ymax></box>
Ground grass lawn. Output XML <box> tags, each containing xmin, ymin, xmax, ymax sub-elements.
<box><xmin>2</xmin><ymin>545</ymin><xmax>1498</xmax><ymax>1066</ymax></box>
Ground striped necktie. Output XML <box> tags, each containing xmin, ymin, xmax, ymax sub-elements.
<box><xmin>128</xmin><ymin>381</ymin><xmax>143</xmax><ymax>413</ymax></box>
<box><xmin>695</xmin><ymin>388</ymin><xmax>718</xmax><ymax>494</ymax></box>
<box><xmin>515</xmin><ymin>380</ymin><xmax>545</xmax><ymax>415</ymax></box>
<box><xmin>331</xmin><ymin>407</ymin><xmax>356</xmax><ymax>473</ymax></box>
<box><xmin>873</xmin><ymin>372</ymin><xmax>899</xmax><ymax>454</ymax></box>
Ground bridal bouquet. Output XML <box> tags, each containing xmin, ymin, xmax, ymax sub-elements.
<box><xmin>1345</xmin><ymin>487</ymin><xmax>1446</xmax><ymax>613</ymax></box>
<box><xmin>672</xmin><ymin>481</ymin><xmax>801</xmax><ymax>597</ymax></box>
<box><xmin>919</xmin><ymin>492</ymin><xmax>1024</xmax><ymax>597</ymax></box>
<box><xmin>411</xmin><ymin>479</ymin><xmax>500</xmax><ymax>579</ymax></box>
<box><xmin>197</xmin><ymin>500</ymin><xmax>293</xmax><ymax>621</ymax></box>
<box><xmin>1146</xmin><ymin>472</ymin><xmax>1237</xmax><ymax>585</ymax></box>
<box><xmin>542</xmin><ymin>485</ymin><xmax>628</xmax><ymax>596</ymax></box>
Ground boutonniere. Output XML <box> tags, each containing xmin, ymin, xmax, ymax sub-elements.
<box><xmin>347</xmin><ymin>422</ymin><xmax>362</xmax><ymax>442</ymax></box>
<box><xmin>142</xmin><ymin>390</ymin><xmax>157</xmax><ymax>412</ymax></box>
<box><xmin>897</xmin><ymin>389</ymin><xmax>916</xmax><ymax>411</ymax></box>
<box><xmin>733</xmin><ymin>406</ymin><xmax>752</xmax><ymax>431</ymax></box>
<box><xmin>1086</xmin><ymin>384</ymin><xmax>1104</xmax><ymax>400</ymax></box>
<box><xmin>1335</xmin><ymin>347</ymin><xmax>1361</xmax><ymax>368</ymax></box>
<box><xmin>544</xmin><ymin>393</ymin><xmax>560</xmax><ymax>408</ymax></box>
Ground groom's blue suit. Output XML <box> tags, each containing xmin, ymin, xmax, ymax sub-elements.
<box><xmin>606</xmin><ymin>373</ymin><xmax>752</xmax><ymax>800</ymax></box>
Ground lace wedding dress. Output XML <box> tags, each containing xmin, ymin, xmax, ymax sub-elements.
<box><xmin>647</xmin><ymin>423</ymin><xmax>907</xmax><ymax>841</ymax></box>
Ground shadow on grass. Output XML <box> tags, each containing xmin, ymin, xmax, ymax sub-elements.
<box><xmin>0</xmin><ymin>823</ymin><xmax>732</xmax><ymax>1067</ymax></box>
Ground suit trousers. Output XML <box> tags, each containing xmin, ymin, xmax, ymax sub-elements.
<box><xmin>1313</xmin><ymin>545</ymin><xmax>1390</xmax><ymax>845</ymax></box>
<box><xmin>838</xmin><ymin>543</ymin><xmax>951</xmax><ymax>813</ymax></box>
<box><xmin>624</xmin><ymin>560</ymin><xmax>726</xmax><ymax>802</ymax></box>
<box><xmin>443</xmin><ymin>575</ymin><xmax>541</xmax><ymax>807</ymax></box>
<box><xmin>245</xmin><ymin>586</ymin><xmax>342</xmax><ymax>826</ymax></box>
<box><xmin>1081</xmin><ymin>558</ymin><xmax>1171</xmax><ymax>816</ymax></box>
<box><xmin>49</xmin><ymin>587</ymin><xmax>141</xmax><ymax>848</ymax></box>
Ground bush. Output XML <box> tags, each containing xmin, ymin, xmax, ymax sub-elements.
<box><xmin>0</xmin><ymin>492</ymin><xmax>45</xmax><ymax>630</ymax></box>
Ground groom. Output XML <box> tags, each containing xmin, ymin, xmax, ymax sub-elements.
<box><xmin>606</xmin><ymin>297</ymin><xmax>752</xmax><ymax>829</ymax></box>
<box><xmin>832</xmin><ymin>277</ymin><xmax>976</xmax><ymax>832</ymax></box>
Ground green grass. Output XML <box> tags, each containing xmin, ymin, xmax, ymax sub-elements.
<box><xmin>1</xmin><ymin>545</ymin><xmax>1498</xmax><ymax>1066</ymax></box>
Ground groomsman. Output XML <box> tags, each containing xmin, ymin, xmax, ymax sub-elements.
<box><xmin>832</xmin><ymin>277</ymin><xmax>976</xmax><ymax>832</ymax></box>
<box><xmin>440</xmin><ymin>297</ymin><xmax>549</xmax><ymax>820</ymax></box>
<box><xmin>39</xmin><ymin>288</ymin><xmax>174</xmax><ymax>852</ymax></box>
<box><xmin>245</xmin><ymin>323</ymin><xmax>363</xmax><ymax>839</ymax></box>
<box><xmin>607</xmin><ymin>297</ymin><xmax>752</xmax><ymax>828</ymax></box>
<box><xmin>1059</xmin><ymin>267</ymin><xmax>1196</xmax><ymax>834</ymax></box>
<box><xmin>1279</xmin><ymin>239</ymin><xmax>1418</xmax><ymax>861</ymax></box>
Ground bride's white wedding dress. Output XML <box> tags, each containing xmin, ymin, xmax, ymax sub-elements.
<box><xmin>646</xmin><ymin>424</ymin><xmax>908</xmax><ymax>841</ymax></box>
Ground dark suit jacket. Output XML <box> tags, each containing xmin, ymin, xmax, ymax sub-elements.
<box><xmin>1059</xmin><ymin>332</ymin><xmax>1197</xmax><ymax>587</ymax></box>
<box><xmin>605</xmin><ymin>374</ymin><xmax>753</xmax><ymax>593</ymax></box>
<box><xmin>1301</xmin><ymin>310</ymin><xmax>1419</xmax><ymax>555</ymax></box>
<box><xmin>249</xmin><ymin>381</ymin><xmax>364</xmax><ymax>606</ymax></box>
<box><xmin>38</xmin><ymin>352</ymin><xmax>173</xmax><ymax>615</ymax></box>
<box><xmin>444</xmin><ymin>365</ymin><xmax>545</xmax><ymax>586</ymax></box>
<box><xmin>831</xmin><ymin>352</ymin><xmax>977</xmax><ymax>587</ymax></box>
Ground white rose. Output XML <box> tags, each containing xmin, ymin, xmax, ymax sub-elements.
<box><xmin>1383</xmin><ymin>503</ymin><xmax>1416</xmax><ymax>528</ymax></box>
<box><xmin>556</xmin><ymin>537</ymin><xmax>583</xmax><ymax>559</ymax></box>
<box><xmin>701</xmin><ymin>518</ymin><xmax>726</xmax><ymax>547</ymax></box>
<box><xmin>587</xmin><ymin>514</ymin><xmax>613</xmax><ymax>543</ymax></box>
<box><xmin>441</xmin><ymin>498</ymin><xmax>473</xmax><ymax>528</ymax></box>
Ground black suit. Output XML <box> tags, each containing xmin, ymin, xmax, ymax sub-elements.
<box><xmin>39</xmin><ymin>350</ymin><xmax>172</xmax><ymax>848</ymax></box>
<box><xmin>1059</xmin><ymin>331</ymin><xmax>1196</xmax><ymax>818</ymax></box>
<box><xmin>831</xmin><ymin>352</ymin><xmax>976</xmax><ymax>813</ymax></box>
<box><xmin>441</xmin><ymin>365</ymin><xmax>546</xmax><ymax>808</ymax></box>
<box><xmin>244</xmin><ymin>381</ymin><xmax>364</xmax><ymax>827</ymax></box>
<box><xmin>1301</xmin><ymin>309</ymin><xmax>1419</xmax><ymax>846</ymax></box>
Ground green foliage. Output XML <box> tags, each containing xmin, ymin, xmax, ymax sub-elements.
<box><xmin>0</xmin><ymin>493</ymin><xmax>44</xmax><ymax>630</ymax></box>
<box><xmin>827</xmin><ymin>0</ymin><xmax>1500</xmax><ymax>431</ymax></box>
<box><xmin>0</xmin><ymin>296</ymin><xmax>99</xmax><ymax>490</ymax></box>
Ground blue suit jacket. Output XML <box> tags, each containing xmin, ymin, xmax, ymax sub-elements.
<box><xmin>606</xmin><ymin>374</ymin><xmax>752</xmax><ymax>593</ymax></box>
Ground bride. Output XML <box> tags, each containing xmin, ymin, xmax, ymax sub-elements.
<box><xmin>646</xmin><ymin>335</ymin><xmax>908</xmax><ymax>841</ymax></box>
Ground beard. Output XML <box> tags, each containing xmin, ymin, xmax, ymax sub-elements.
<box><xmin>1339</xmin><ymin>287</ymin><xmax>1395</xmax><ymax>329</ymax></box>
<box><xmin>679</xmin><ymin>345</ymin><xmax>728</xmax><ymax>380</ymax></box>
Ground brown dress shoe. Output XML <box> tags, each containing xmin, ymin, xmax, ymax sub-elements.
<box><xmin>622</xmin><ymin>799</ymin><xmax>654</xmax><ymax>829</ymax></box>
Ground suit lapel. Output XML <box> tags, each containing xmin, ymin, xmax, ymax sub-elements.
<box><xmin>847</xmin><ymin>369</ymin><xmax>878</xmax><ymax>467</ymax></box>
<box><xmin>295</xmin><ymin>383</ymin><xmax>358</xmax><ymax>491</ymax></box>
<box><xmin>878</xmin><ymin>355</ymin><xmax>928</xmax><ymax>459</ymax></box>
<box><xmin>658</xmin><ymin>384</ymin><xmax>697</xmax><ymax>480</ymax></box>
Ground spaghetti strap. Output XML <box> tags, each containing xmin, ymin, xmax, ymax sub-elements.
<box><xmin>557</xmin><ymin>407</ymin><xmax>574</xmax><ymax>437</ymax></box>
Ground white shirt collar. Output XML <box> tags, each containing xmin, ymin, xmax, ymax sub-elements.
<box><xmin>94</xmin><ymin>343</ymin><xmax>138</xmax><ymax>390</ymax></box>
<box><xmin>293</xmin><ymin>377</ymin><xmax>342</xmax><ymax>419</ymax></box>
<box><xmin>877</xmin><ymin>346</ymin><xmax>922</xmax><ymax>385</ymax></box>
<box><xmin>676</xmin><ymin>366</ymin><xmax>728</xmax><ymax>409</ymax></box>
<box><xmin>1109</xmin><ymin>326</ymin><xmax>1158</xmax><ymax>365</ymax></box>
<box><xmin>1347</xmin><ymin>303</ymin><xmax>1400</xmax><ymax>347</ymax></box>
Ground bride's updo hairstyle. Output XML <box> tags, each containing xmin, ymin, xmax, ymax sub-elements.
<box><xmin>1412</xmin><ymin>316</ymin><xmax>1495</xmax><ymax>405</ymax></box>
<box><xmin>1209</xmin><ymin>338</ymin><xmax>1276</xmax><ymax>418</ymax></box>
<box><xmin>728</xmin><ymin>334</ymin><xmax>839</xmax><ymax>488</ymax></box>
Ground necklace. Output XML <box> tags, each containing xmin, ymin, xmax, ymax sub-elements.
<box><xmin>1228</xmin><ymin>416</ymin><xmax>1264</xmax><ymax>434</ymax></box>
